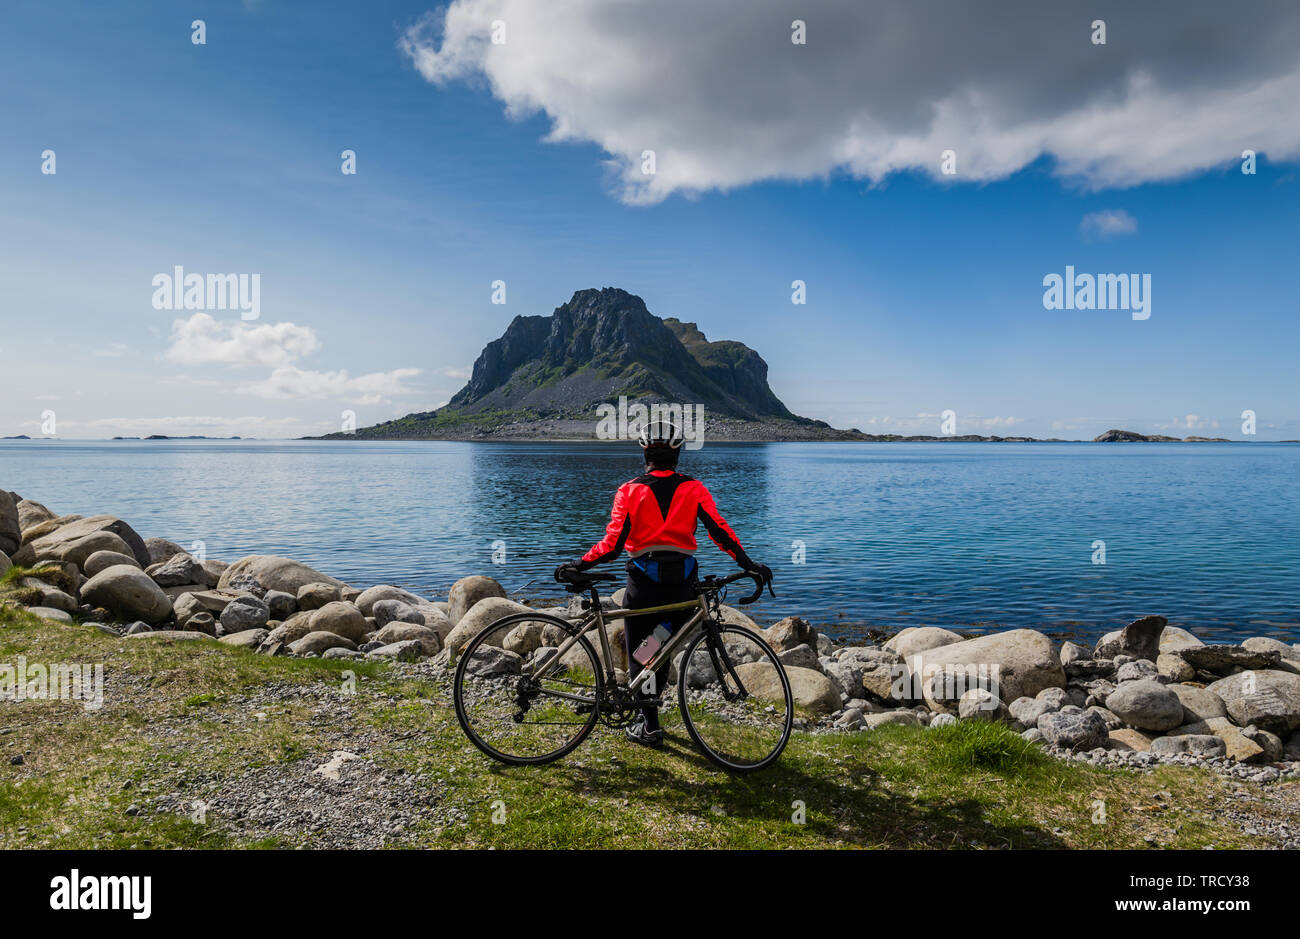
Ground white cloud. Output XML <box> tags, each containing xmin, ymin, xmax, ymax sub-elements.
<box><xmin>93</xmin><ymin>342</ymin><xmax>130</xmax><ymax>358</ymax></box>
<box><xmin>164</xmin><ymin>313</ymin><xmax>321</xmax><ymax>368</ymax></box>
<box><xmin>1080</xmin><ymin>209</ymin><xmax>1138</xmax><ymax>240</ymax></box>
<box><xmin>240</xmin><ymin>366</ymin><xmax>423</xmax><ymax>405</ymax></box>
<box><xmin>400</xmin><ymin>0</ymin><xmax>1300</xmax><ymax>203</ymax></box>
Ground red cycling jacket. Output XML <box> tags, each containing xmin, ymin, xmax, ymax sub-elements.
<box><xmin>580</xmin><ymin>470</ymin><xmax>753</xmax><ymax>568</ymax></box>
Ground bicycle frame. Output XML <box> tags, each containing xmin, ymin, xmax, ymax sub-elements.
<box><xmin>530</xmin><ymin>593</ymin><xmax>715</xmax><ymax>698</ymax></box>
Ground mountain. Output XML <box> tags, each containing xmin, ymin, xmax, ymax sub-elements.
<box><xmin>336</xmin><ymin>287</ymin><xmax>852</xmax><ymax>440</ymax></box>
<box><xmin>1093</xmin><ymin>429</ymin><xmax>1231</xmax><ymax>442</ymax></box>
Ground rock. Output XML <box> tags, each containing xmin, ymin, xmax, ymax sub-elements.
<box><xmin>1093</xmin><ymin>615</ymin><xmax>1167</xmax><ymax>661</ymax></box>
<box><xmin>1009</xmin><ymin>695</ymin><xmax>1059</xmax><ymax>727</ymax></box>
<box><xmin>26</xmin><ymin>515</ymin><xmax>151</xmax><ymax>568</ymax></box>
<box><xmin>1207</xmin><ymin>671</ymin><xmax>1300</xmax><ymax>736</ymax></box>
<box><xmin>0</xmin><ymin>490</ymin><xmax>20</xmax><ymax>555</ymax></box>
<box><xmin>884</xmin><ymin>626</ymin><xmax>963</xmax><ymax>659</ymax></box>
<box><xmin>1039</xmin><ymin>709</ymin><xmax>1110</xmax><ymax>751</ymax></box>
<box><xmin>443</xmin><ymin>597</ymin><xmax>534</xmax><ymax>653</ymax></box>
<box><xmin>1105</xmin><ymin>680</ymin><xmax>1185</xmax><ymax>732</ymax></box>
<box><xmin>459</xmin><ymin>643</ymin><xmax>522</xmax><ymax>675</ymax></box>
<box><xmin>146</xmin><ymin>552</ymin><xmax>215</xmax><ymax>588</ymax></box>
<box><xmin>354</xmin><ymin>584</ymin><xmax>425</xmax><ymax>617</ymax></box>
<box><xmin>174</xmin><ymin>589</ymin><xmax>240</xmax><ymax>617</ymax></box>
<box><xmin>80</xmin><ymin>564</ymin><xmax>172</xmax><ymax>624</ymax></box>
<box><xmin>1167</xmin><ymin>684</ymin><xmax>1227</xmax><ymax>724</ymax></box>
<box><xmin>447</xmin><ymin>576</ymin><xmax>507</xmax><ymax>625</ymax></box>
<box><xmin>144</xmin><ymin>538</ymin><xmax>187</xmax><ymax>565</ymax></box>
<box><xmin>1157</xmin><ymin>625</ymin><xmax>1205</xmax><ymax>652</ymax></box>
<box><xmin>296</xmin><ymin>582</ymin><xmax>341</xmax><ymax>611</ymax></box>
<box><xmin>217</xmin><ymin>555</ymin><xmax>345</xmax><ymax>596</ymax></box>
<box><xmin>25</xmin><ymin>606</ymin><xmax>73</xmax><ymax>623</ymax></box>
<box><xmin>187</xmin><ymin>612</ymin><xmax>216</xmax><ymax>636</ymax></box>
<box><xmin>834</xmin><ymin>707</ymin><xmax>865</xmax><ymax>729</ymax></box>
<box><xmin>1239</xmin><ymin>725</ymin><xmax>1284</xmax><ymax>762</ymax></box>
<box><xmin>1178</xmin><ymin>645</ymin><xmax>1281</xmax><ymax>675</ymax></box>
<box><xmin>1059</xmin><ymin>641</ymin><xmax>1087</xmax><ymax>665</ymax></box>
<box><xmin>125</xmin><ymin>630</ymin><xmax>211</xmax><ymax>641</ymax></box>
<box><xmin>83</xmin><ymin>549</ymin><xmax>141</xmax><ymax>578</ymax></box>
<box><xmin>910</xmin><ymin>628</ymin><xmax>1065</xmax><ymax>710</ymax></box>
<box><xmin>0</xmin><ymin>551</ymin><xmax>9</xmax><ymax>577</ymax></box>
<box><xmin>371</xmin><ymin>598</ymin><xmax>425</xmax><ymax>629</ymax></box>
<box><xmin>323</xmin><ymin>647</ymin><xmax>364</xmax><ymax>660</ymax></box>
<box><xmin>762</xmin><ymin>616</ymin><xmax>818</xmax><ymax>654</ymax></box>
<box><xmin>50</xmin><ymin>531</ymin><xmax>135</xmax><ymax>570</ymax></box>
<box><xmin>1150</xmin><ymin>734</ymin><xmax>1226</xmax><ymax>758</ymax></box>
<box><xmin>123</xmin><ymin>621</ymin><xmax>152</xmax><ymax>635</ymax></box>
<box><xmin>308</xmin><ymin>601</ymin><xmax>370</xmax><ymax>644</ymax></box>
<box><xmin>501</xmin><ymin>621</ymin><xmax>544</xmax><ymax>658</ymax></box>
<box><xmin>716</xmin><ymin>604</ymin><xmax>761</xmax><ymax>633</ymax></box>
<box><xmin>15</xmin><ymin>498</ymin><xmax>55</xmax><ymax>533</ymax></box>
<box><xmin>261</xmin><ymin>611</ymin><xmax>316</xmax><ymax>647</ymax></box>
<box><xmin>1242</xmin><ymin>636</ymin><xmax>1300</xmax><ymax>662</ymax></box>
<box><xmin>219</xmin><ymin>596</ymin><xmax>270</xmax><ymax>634</ymax></box>
<box><xmin>219</xmin><ymin>628</ymin><xmax>269</xmax><ymax>649</ymax></box>
<box><xmin>863</xmin><ymin>709</ymin><xmax>922</xmax><ymax>729</ymax></box>
<box><xmin>1213</xmin><ymin>725</ymin><xmax>1267</xmax><ymax>763</ymax></box>
<box><xmin>1021</xmin><ymin>727</ymin><xmax>1045</xmax><ymax>744</ymax></box>
<box><xmin>263</xmin><ymin>590</ymin><xmax>297</xmax><ymax>621</ymax></box>
<box><xmin>730</xmin><ymin>662</ymin><xmax>839</xmax><ymax>715</ymax></box>
<box><xmin>1283</xmin><ymin>732</ymin><xmax>1300</xmax><ymax>761</ymax></box>
<box><xmin>1108</xmin><ymin>728</ymin><xmax>1156</xmax><ymax>752</ymax></box>
<box><xmin>372</xmin><ymin>622</ymin><xmax>442</xmax><ymax>655</ymax></box>
<box><xmin>1087</xmin><ymin>705</ymin><xmax>1124</xmax><ymax>729</ymax></box>
<box><xmin>958</xmin><ymin>687</ymin><xmax>1010</xmax><ymax>721</ymax></box>
<box><xmin>778</xmin><ymin>643</ymin><xmax>820</xmax><ymax>671</ymax></box>
<box><xmin>1156</xmin><ymin>653</ymin><xmax>1195</xmax><ymax>682</ymax></box>
<box><xmin>1116</xmin><ymin>659</ymin><xmax>1161</xmax><ymax>683</ymax></box>
<box><xmin>21</xmin><ymin>580</ymin><xmax>78</xmax><ymax>613</ymax></box>
<box><xmin>290</xmin><ymin>631</ymin><xmax>358</xmax><ymax>656</ymax></box>
<box><xmin>202</xmin><ymin>559</ymin><xmax>229</xmax><ymax>582</ymax></box>
<box><xmin>929</xmin><ymin>712</ymin><xmax>957</xmax><ymax>728</ymax></box>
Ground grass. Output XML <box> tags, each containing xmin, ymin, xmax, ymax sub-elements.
<box><xmin>0</xmin><ymin>603</ymin><xmax>1289</xmax><ymax>849</ymax></box>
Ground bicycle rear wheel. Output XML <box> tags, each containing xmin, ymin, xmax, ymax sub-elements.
<box><xmin>677</xmin><ymin>624</ymin><xmax>793</xmax><ymax>772</ymax></box>
<box><xmin>453</xmin><ymin>611</ymin><xmax>603</xmax><ymax>765</ymax></box>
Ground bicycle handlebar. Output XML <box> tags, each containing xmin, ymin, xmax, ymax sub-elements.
<box><xmin>705</xmin><ymin>569</ymin><xmax>775</xmax><ymax>606</ymax></box>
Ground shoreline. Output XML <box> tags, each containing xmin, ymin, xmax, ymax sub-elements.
<box><xmin>4</xmin><ymin>491</ymin><xmax>1298</xmax><ymax>784</ymax></box>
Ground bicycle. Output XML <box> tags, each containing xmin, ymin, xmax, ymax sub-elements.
<box><xmin>452</xmin><ymin>568</ymin><xmax>794</xmax><ymax>772</ymax></box>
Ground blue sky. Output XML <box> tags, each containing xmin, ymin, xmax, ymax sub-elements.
<box><xmin>2</xmin><ymin>0</ymin><xmax>1298</xmax><ymax>439</ymax></box>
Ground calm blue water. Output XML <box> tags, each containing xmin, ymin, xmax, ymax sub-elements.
<box><xmin>2</xmin><ymin>440</ymin><xmax>1297</xmax><ymax>643</ymax></box>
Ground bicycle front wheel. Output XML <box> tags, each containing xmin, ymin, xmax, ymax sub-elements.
<box><xmin>453</xmin><ymin>611</ymin><xmax>603</xmax><ymax>766</ymax></box>
<box><xmin>677</xmin><ymin>624</ymin><xmax>793</xmax><ymax>772</ymax></box>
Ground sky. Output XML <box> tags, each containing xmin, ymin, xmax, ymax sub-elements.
<box><xmin>1</xmin><ymin>0</ymin><xmax>1298</xmax><ymax>440</ymax></box>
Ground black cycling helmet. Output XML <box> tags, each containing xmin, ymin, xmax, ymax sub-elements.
<box><xmin>639</xmin><ymin>419</ymin><xmax>684</xmax><ymax>469</ymax></box>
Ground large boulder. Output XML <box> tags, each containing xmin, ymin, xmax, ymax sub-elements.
<box><xmin>733</xmin><ymin>662</ymin><xmax>839</xmax><ymax>715</ymax></box>
<box><xmin>1105</xmin><ymin>680</ymin><xmax>1184</xmax><ymax>732</ymax></box>
<box><xmin>15</xmin><ymin>498</ymin><xmax>56</xmax><ymax>533</ymax></box>
<box><xmin>447</xmin><ymin>576</ymin><xmax>507</xmax><ymax>625</ymax></box>
<box><xmin>217</xmin><ymin>555</ymin><xmax>345</xmax><ymax>596</ymax></box>
<box><xmin>1207</xmin><ymin>671</ymin><xmax>1300</xmax><ymax>736</ymax></box>
<box><xmin>1039</xmin><ymin>708</ymin><xmax>1110</xmax><ymax>751</ymax></box>
<box><xmin>289</xmin><ymin>631</ymin><xmax>358</xmax><ymax>656</ymax></box>
<box><xmin>372</xmin><ymin>622</ymin><xmax>442</xmax><ymax>655</ymax></box>
<box><xmin>219</xmin><ymin>628</ymin><xmax>269</xmax><ymax>649</ymax></box>
<box><xmin>1093</xmin><ymin>615</ymin><xmax>1167</xmax><ymax>661</ymax></box>
<box><xmin>1167</xmin><ymin>684</ymin><xmax>1227</xmax><ymax>724</ymax></box>
<box><xmin>0</xmin><ymin>490</ymin><xmax>20</xmax><ymax>555</ymax></box>
<box><xmin>219</xmin><ymin>596</ymin><xmax>270</xmax><ymax>634</ymax></box>
<box><xmin>443</xmin><ymin>597</ymin><xmax>533</xmax><ymax>653</ymax></box>
<box><xmin>147</xmin><ymin>552</ymin><xmax>215</xmax><ymax>588</ymax></box>
<box><xmin>308</xmin><ymin>601</ymin><xmax>369</xmax><ymax>643</ymax></box>
<box><xmin>83</xmin><ymin>549</ymin><xmax>141</xmax><ymax>577</ymax></box>
<box><xmin>143</xmin><ymin>538</ymin><xmax>187</xmax><ymax>565</ymax></box>
<box><xmin>762</xmin><ymin>616</ymin><xmax>817</xmax><ymax>653</ymax></box>
<box><xmin>909</xmin><ymin>629</ymin><xmax>1065</xmax><ymax>709</ymax></box>
<box><xmin>46</xmin><ymin>530</ymin><xmax>134</xmax><ymax>570</ymax></box>
<box><xmin>1177</xmin><ymin>645</ymin><xmax>1280</xmax><ymax>675</ymax></box>
<box><xmin>297</xmin><ymin>582</ymin><xmax>341</xmax><ymax>611</ymax></box>
<box><xmin>885</xmin><ymin>626</ymin><xmax>964</xmax><ymax>660</ymax></box>
<box><xmin>25</xmin><ymin>514</ymin><xmax>151</xmax><ymax>568</ymax></box>
<box><xmin>354</xmin><ymin>584</ymin><xmax>426</xmax><ymax>617</ymax></box>
<box><xmin>372</xmin><ymin>598</ymin><xmax>425</xmax><ymax>629</ymax></box>
<box><xmin>81</xmin><ymin>564</ymin><xmax>172</xmax><ymax>624</ymax></box>
<box><xmin>1242</xmin><ymin>636</ymin><xmax>1300</xmax><ymax>662</ymax></box>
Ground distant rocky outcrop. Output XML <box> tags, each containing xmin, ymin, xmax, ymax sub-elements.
<box><xmin>1094</xmin><ymin>429</ymin><xmax>1231</xmax><ymax>442</ymax></box>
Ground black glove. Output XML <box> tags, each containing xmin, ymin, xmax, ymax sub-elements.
<box><xmin>554</xmin><ymin>562</ymin><xmax>586</xmax><ymax>583</ymax></box>
<box><xmin>745</xmin><ymin>562</ymin><xmax>773</xmax><ymax>584</ymax></box>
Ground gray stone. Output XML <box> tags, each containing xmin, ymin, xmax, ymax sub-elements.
<box><xmin>1059</xmin><ymin>641</ymin><xmax>1087</xmax><ymax>665</ymax></box>
<box><xmin>1116</xmin><ymin>659</ymin><xmax>1161</xmax><ymax>683</ymax></box>
<box><xmin>1167</xmin><ymin>684</ymin><xmax>1227</xmax><ymax>723</ymax></box>
<box><xmin>296</xmin><ymin>582</ymin><xmax>341</xmax><ymax>611</ymax></box>
<box><xmin>447</xmin><ymin>576</ymin><xmax>507</xmax><ymax>625</ymax></box>
<box><xmin>81</xmin><ymin>564</ymin><xmax>173</xmax><ymax>624</ymax></box>
<box><xmin>884</xmin><ymin>626</ymin><xmax>963</xmax><ymax>660</ymax></box>
<box><xmin>263</xmin><ymin>590</ymin><xmax>297</xmax><ymax>621</ymax></box>
<box><xmin>1207</xmin><ymin>670</ymin><xmax>1300</xmax><ymax>736</ymax></box>
<box><xmin>1039</xmin><ymin>709</ymin><xmax>1110</xmax><ymax>751</ymax></box>
<box><xmin>217</xmin><ymin>555</ymin><xmax>345</xmax><ymax>596</ymax></box>
<box><xmin>1178</xmin><ymin>645</ymin><xmax>1281</xmax><ymax>675</ymax></box>
<box><xmin>1149</xmin><ymin>734</ymin><xmax>1226</xmax><ymax>758</ymax></box>
<box><xmin>83</xmin><ymin>549</ymin><xmax>141</xmax><ymax>578</ymax></box>
<box><xmin>308</xmin><ymin>601</ymin><xmax>369</xmax><ymax>643</ymax></box>
<box><xmin>372</xmin><ymin>598</ymin><xmax>425</xmax><ymax>629</ymax></box>
<box><xmin>1105</xmin><ymin>680</ymin><xmax>1185</xmax><ymax>732</ymax></box>
<box><xmin>219</xmin><ymin>628</ymin><xmax>269</xmax><ymax>649</ymax></box>
<box><xmin>25</xmin><ymin>606</ymin><xmax>73</xmax><ymax>623</ymax></box>
<box><xmin>1093</xmin><ymin>614</ymin><xmax>1167</xmax><ymax>661</ymax></box>
<box><xmin>778</xmin><ymin>643</ymin><xmax>820</xmax><ymax>671</ymax></box>
<box><xmin>290</xmin><ymin>631</ymin><xmax>358</xmax><ymax>656</ymax></box>
<box><xmin>147</xmin><ymin>552</ymin><xmax>215</xmax><ymax>588</ymax></box>
<box><xmin>144</xmin><ymin>538</ymin><xmax>187</xmax><ymax>565</ymax></box>
<box><xmin>125</xmin><ymin>630</ymin><xmax>210</xmax><ymax>641</ymax></box>
<box><xmin>457</xmin><ymin>643</ymin><xmax>521</xmax><ymax>674</ymax></box>
<box><xmin>909</xmin><ymin>628</ymin><xmax>1064</xmax><ymax>710</ymax></box>
<box><xmin>958</xmin><ymin>687</ymin><xmax>1010</xmax><ymax>721</ymax></box>
<box><xmin>219</xmin><ymin>595</ymin><xmax>270</xmax><ymax>634</ymax></box>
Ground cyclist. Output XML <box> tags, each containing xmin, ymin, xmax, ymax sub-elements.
<box><xmin>555</xmin><ymin>419</ymin><xmax>771</xmax><ymax>748</ymax></box>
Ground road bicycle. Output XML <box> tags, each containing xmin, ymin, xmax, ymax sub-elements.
<box><xmin>453</xmin><ymin>568</ymin><xmax>793</xmax><ymax>772</ymax></box>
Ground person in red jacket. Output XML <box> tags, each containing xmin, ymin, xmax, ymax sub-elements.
<box><xmin>556</xmin><ymin>420</ymin><xmax>771</xmax><ymax>748</ymax></box>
